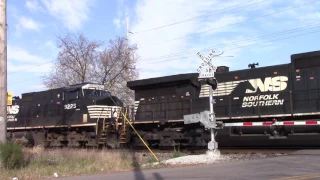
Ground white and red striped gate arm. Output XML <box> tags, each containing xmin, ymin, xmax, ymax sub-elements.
<box><xmin>224</xmin><ymin>120</ymin><xmax>320</xmax><ymax>127</ymax></box>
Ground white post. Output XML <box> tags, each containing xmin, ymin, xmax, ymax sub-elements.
<box><xmin>209</xmin><ymin>86</ymin><xmax>214</xmax><ymax>142</ymax></box>
<box><xmin>206</xmin><ymin>62</ymin><xmax>220</xmax><ymax>158</ymax></box>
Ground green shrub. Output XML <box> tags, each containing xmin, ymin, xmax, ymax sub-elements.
<box><xmin>147</xmin><ymin>157</ymin><xmax>157</xmax><ymax>163</ymax></box>
<box><xmin>0</xmin><ymin>141</ymin><xmax>25</xmax><ymax>169</ymax></box>
<box><xmin>131</xmin><ymin>161</ymin><xmax>140</xmax><ymax>168</ymax></box>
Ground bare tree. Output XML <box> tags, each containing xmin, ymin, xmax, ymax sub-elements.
<box><xmin>42</xmin><ymin>33</ymin><xmax>139</xmax><ymax>105</ymax></box>
<box><xmin>90</xmin><ymin>36</ymin><xmax>139</xmax><ymax>105</ymax></box>
<box><xmin>42</xmin><ymin>32</ymin><xmax>101</xmax><ymax>87</ymax></box>
<box><xmin>97</xmin><ymin>37</ymin><xmax>138</xmax><ymax>103</ymax></box>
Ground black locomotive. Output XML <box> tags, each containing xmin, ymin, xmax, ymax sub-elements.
<box><xmin>6</xmin><ymin>50</ymin><xmax>320</xmax><ymax>149</ymax></box>
<box><xmin>6</xmin><ymin>83</ymin><xmax>127</xmax><ymax>148</ymax></box>
<box><xmin>126</xmin><ymin>50</ymin><xmax>320</xmax><ymax>149</ymax></box>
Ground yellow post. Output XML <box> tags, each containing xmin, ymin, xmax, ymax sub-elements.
<box><xmin>7</xmin><ymin>92</ymin><xmax>12</xmax><ymax>105</ymax></box>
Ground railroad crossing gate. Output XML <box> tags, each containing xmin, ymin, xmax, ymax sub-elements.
<box><xmin>197</xmin><ymin>50</ymin><xmax>217</xmax><ymax>79</ymax></box>
<box><xmin>184</xmin><ymin>111</ymin><xmax>216</xmax><ymax>129</ymax></box>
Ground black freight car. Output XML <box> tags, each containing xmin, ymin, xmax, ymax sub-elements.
<box><xmin>6</xmin><ymin>83</ymin><xmax>127</xmax><ymax>148</ymax></box>
<box><xmin>127</xmin><ymin>50</ymin><xmax>320</xmax><ymax>148</ymax></box>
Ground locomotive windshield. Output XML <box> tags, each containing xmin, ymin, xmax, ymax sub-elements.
<box><xmin>83</xmin><ymin>89</ymin><xmax>110</xmax><ymax>98</ymax></box>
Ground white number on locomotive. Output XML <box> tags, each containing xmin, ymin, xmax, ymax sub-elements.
<box><xmin>64</xmin><ymin>103</ymin><xmax>76</xmax><ymax>109</ymax></box>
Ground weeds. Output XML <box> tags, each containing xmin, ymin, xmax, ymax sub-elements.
<box><xmin>0</xmin><ymin>141</ymin><xmax>25</xmax><ymax>169</ymax></box>
<box><xmin>147</xmin><ymin>157</ymin><xmax>158</xmax><ymax>164</ymax></box>
<box><xmin>172</xmin><ymin>147</ymin><xmax>181</xmax><ymax>158</ymax></box>
<box><xmin>0</xmin><ymin>146</ymin><xmax>155</xmax><ymax>180</ymax></box>
<box><xmin>131</xmin><ymin>161</ymin><xmax>140</xmax><ymax>168</ymax></box>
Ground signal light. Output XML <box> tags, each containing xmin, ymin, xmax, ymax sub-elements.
<box><xmin>206</xmin><ymin>78</ymin><xmax>218</xmax><ymax>90</ymax></box>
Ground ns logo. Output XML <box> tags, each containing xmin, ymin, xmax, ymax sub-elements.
<box><xmin>7</xmin><ymin>105</ymin><xmax>19</xmax><ymax>114</ymax></box>
<box><xmin>245</xmin><ymin>76</ymin><xmax>288</xmax><ymax>93</ymax></box>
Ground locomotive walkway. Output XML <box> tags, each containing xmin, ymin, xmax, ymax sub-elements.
<box><xmin>56</xmin><ymin>150</ymin><xmax>320</xmax><ymax>180</ymax></box>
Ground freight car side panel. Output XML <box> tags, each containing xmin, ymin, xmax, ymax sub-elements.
<box><xmin>198</xmin><ymin>64</ymin><xmax>292</xmax><ymax>119</ymax></box>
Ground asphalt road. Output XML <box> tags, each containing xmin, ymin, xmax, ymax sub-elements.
<box><xmin>56</xmin><ymin>150</ymin><xmax>320</xmax><ymax>180</ymax></box>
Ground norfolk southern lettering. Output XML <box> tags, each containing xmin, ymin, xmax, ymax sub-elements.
<box><xmin>242</xmin><ymin>94</ymin><xmax>284</xmax><ymax>107</ymax></box>
<box><xmin>241</xmin><ymin>76</ymin><xmax>288</xmax><ymax>107</ymax></box>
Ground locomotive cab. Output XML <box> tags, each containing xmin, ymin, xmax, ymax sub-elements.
<box><xmin>63</xmin><ymin>83</ymin><xmax>107</xmax><ymax>102</ymax></box>
<box><xmin>63</xmin><ymin>83</ymin><xmax>123</xmax><ymax>107</ymax></box>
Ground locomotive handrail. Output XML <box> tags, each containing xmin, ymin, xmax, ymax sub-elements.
<box><xmin>95</xmin><ymin>107</ymin><xmax>105</xmax><ymax>135</ymax></box>
<box><xmin>120</xmin><ymin>109</ymin><xmax>159</xmax><ymax>162</ymax></box>
<box><xmin>114</xmin><ymin>108</ymin><xmax>121</xmax><ymax>131</ymax></box>
<box><xmin>102</xmin><ymin>111</ymin><xmax>106</xmax><ymax>132</ymax></box>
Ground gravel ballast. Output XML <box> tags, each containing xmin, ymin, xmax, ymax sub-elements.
<box><xmin>162</xmin><ymin>154</ymin><xmax>222</xmax><ymax>165</ymax></box>
<box><xmin>141</xmin><ymin>152</ymin><xmax>287</xmax><ymax>167</ymax></box>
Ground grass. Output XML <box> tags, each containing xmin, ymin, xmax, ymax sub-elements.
<box><xmin>0</xmin><ymin>141</ymin><xmax>25</xmax><ymax>169</ymax></box>
<box><xmin>0</xmin><ymin>145</ymin><xmax>161</xmax><ymax>180</ymax></box>
<box><xmin>172</xmin><ymin>147</ymin><xmax>181</xmax><ymax>158</ymax></box>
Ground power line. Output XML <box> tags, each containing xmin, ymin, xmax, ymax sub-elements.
<box><xmin>9</xmin><ymin>29</ymin><xmax>320</xmax><ymax>85</ymax></box>
<box><xmin>131</xmin><ymin>0</ymin><xmax>270</xmax><ymax>34</ymax></box>
<box><xmin>7</xmin><ymin>23</ymin><xmax>320</xmax><ymax>77</ymax></box>
<box><xmin>7</xmin><ymin>1</ymin><xmax>320</xmax><ymax>83</ymax></box>
<box><xmin>136</xmin><ymin>0</ymin><xmax>320</xmax><ymax>49</ymax></box>
<box><xmin>137</xmin><ymin>23</ymin><xmax>320</xmax><ymax>62</ymax></box>
<box><xmin>7</xmin><ymin>1</ymin><xmax>319</xmax><ymax>75</ymax></box>
<box><xmin>140</xmin><ymin>29</ymin><xmax>320</xmax><ymax>65</ymax></box>
<box><xmin>9</xmin><ymin>76</ymin><xmax>43</xmax><ymax>84</ymax></box>
<box><xmin>8</xmin><ymin>22</ymin><xmax>320</xmax><ymax>75</ymax></box>
<box><xmin>8</xmin><ymin>61</ymin><xmax>53</xmax><ymax>74</ymax></box>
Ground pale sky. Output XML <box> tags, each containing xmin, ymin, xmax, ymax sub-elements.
<box><xmin>6</xmin><ymin>0</ymin><xmax>320</xmax><ymax>96</ymax></box>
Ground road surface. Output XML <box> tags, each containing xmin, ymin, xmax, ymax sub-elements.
<box><xmin>55</xmin><ymin>150</ymin><xmax>320</xmax><ymax>180</ymax></box>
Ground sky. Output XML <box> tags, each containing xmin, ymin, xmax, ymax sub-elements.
<box><xmin>6</xmin><ymin>0</ymin><xmax>320</xmax><ymax>96</ymax></box>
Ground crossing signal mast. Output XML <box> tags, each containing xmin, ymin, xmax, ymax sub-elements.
<box><xmin>205</xmin><ymin>78</ymin><xmax>218</xmax><ymax>90</ymax></box>
<box><xmin>184</xmin><ymin>50</ymin><xmax>222</xmax><ymax>157</ymax></box>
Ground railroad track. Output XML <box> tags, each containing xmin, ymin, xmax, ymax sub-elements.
<box><xmin>124</xmin><ymin>148</ymin><xmax>299</xmax><ymax>155</ymax></box>
<box><xmin>33</xmin><ymin>145</ymin><xmax>309</xmax><ymax>156</ymax></box>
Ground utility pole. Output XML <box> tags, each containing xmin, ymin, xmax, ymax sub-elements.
<box><xmin>126</xmin><ymin>14</ymin><xmax>129</xmax><ymax>50</ymax></box>
<box><xmin>0</xmin><ymin>0</ymin><xmax>7</xmax><ymax>144</ymax></box>
<box><xmin>124</xmin><ymin>14</ymin><xmax>130</xmax><ymax>78</ymax></box>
